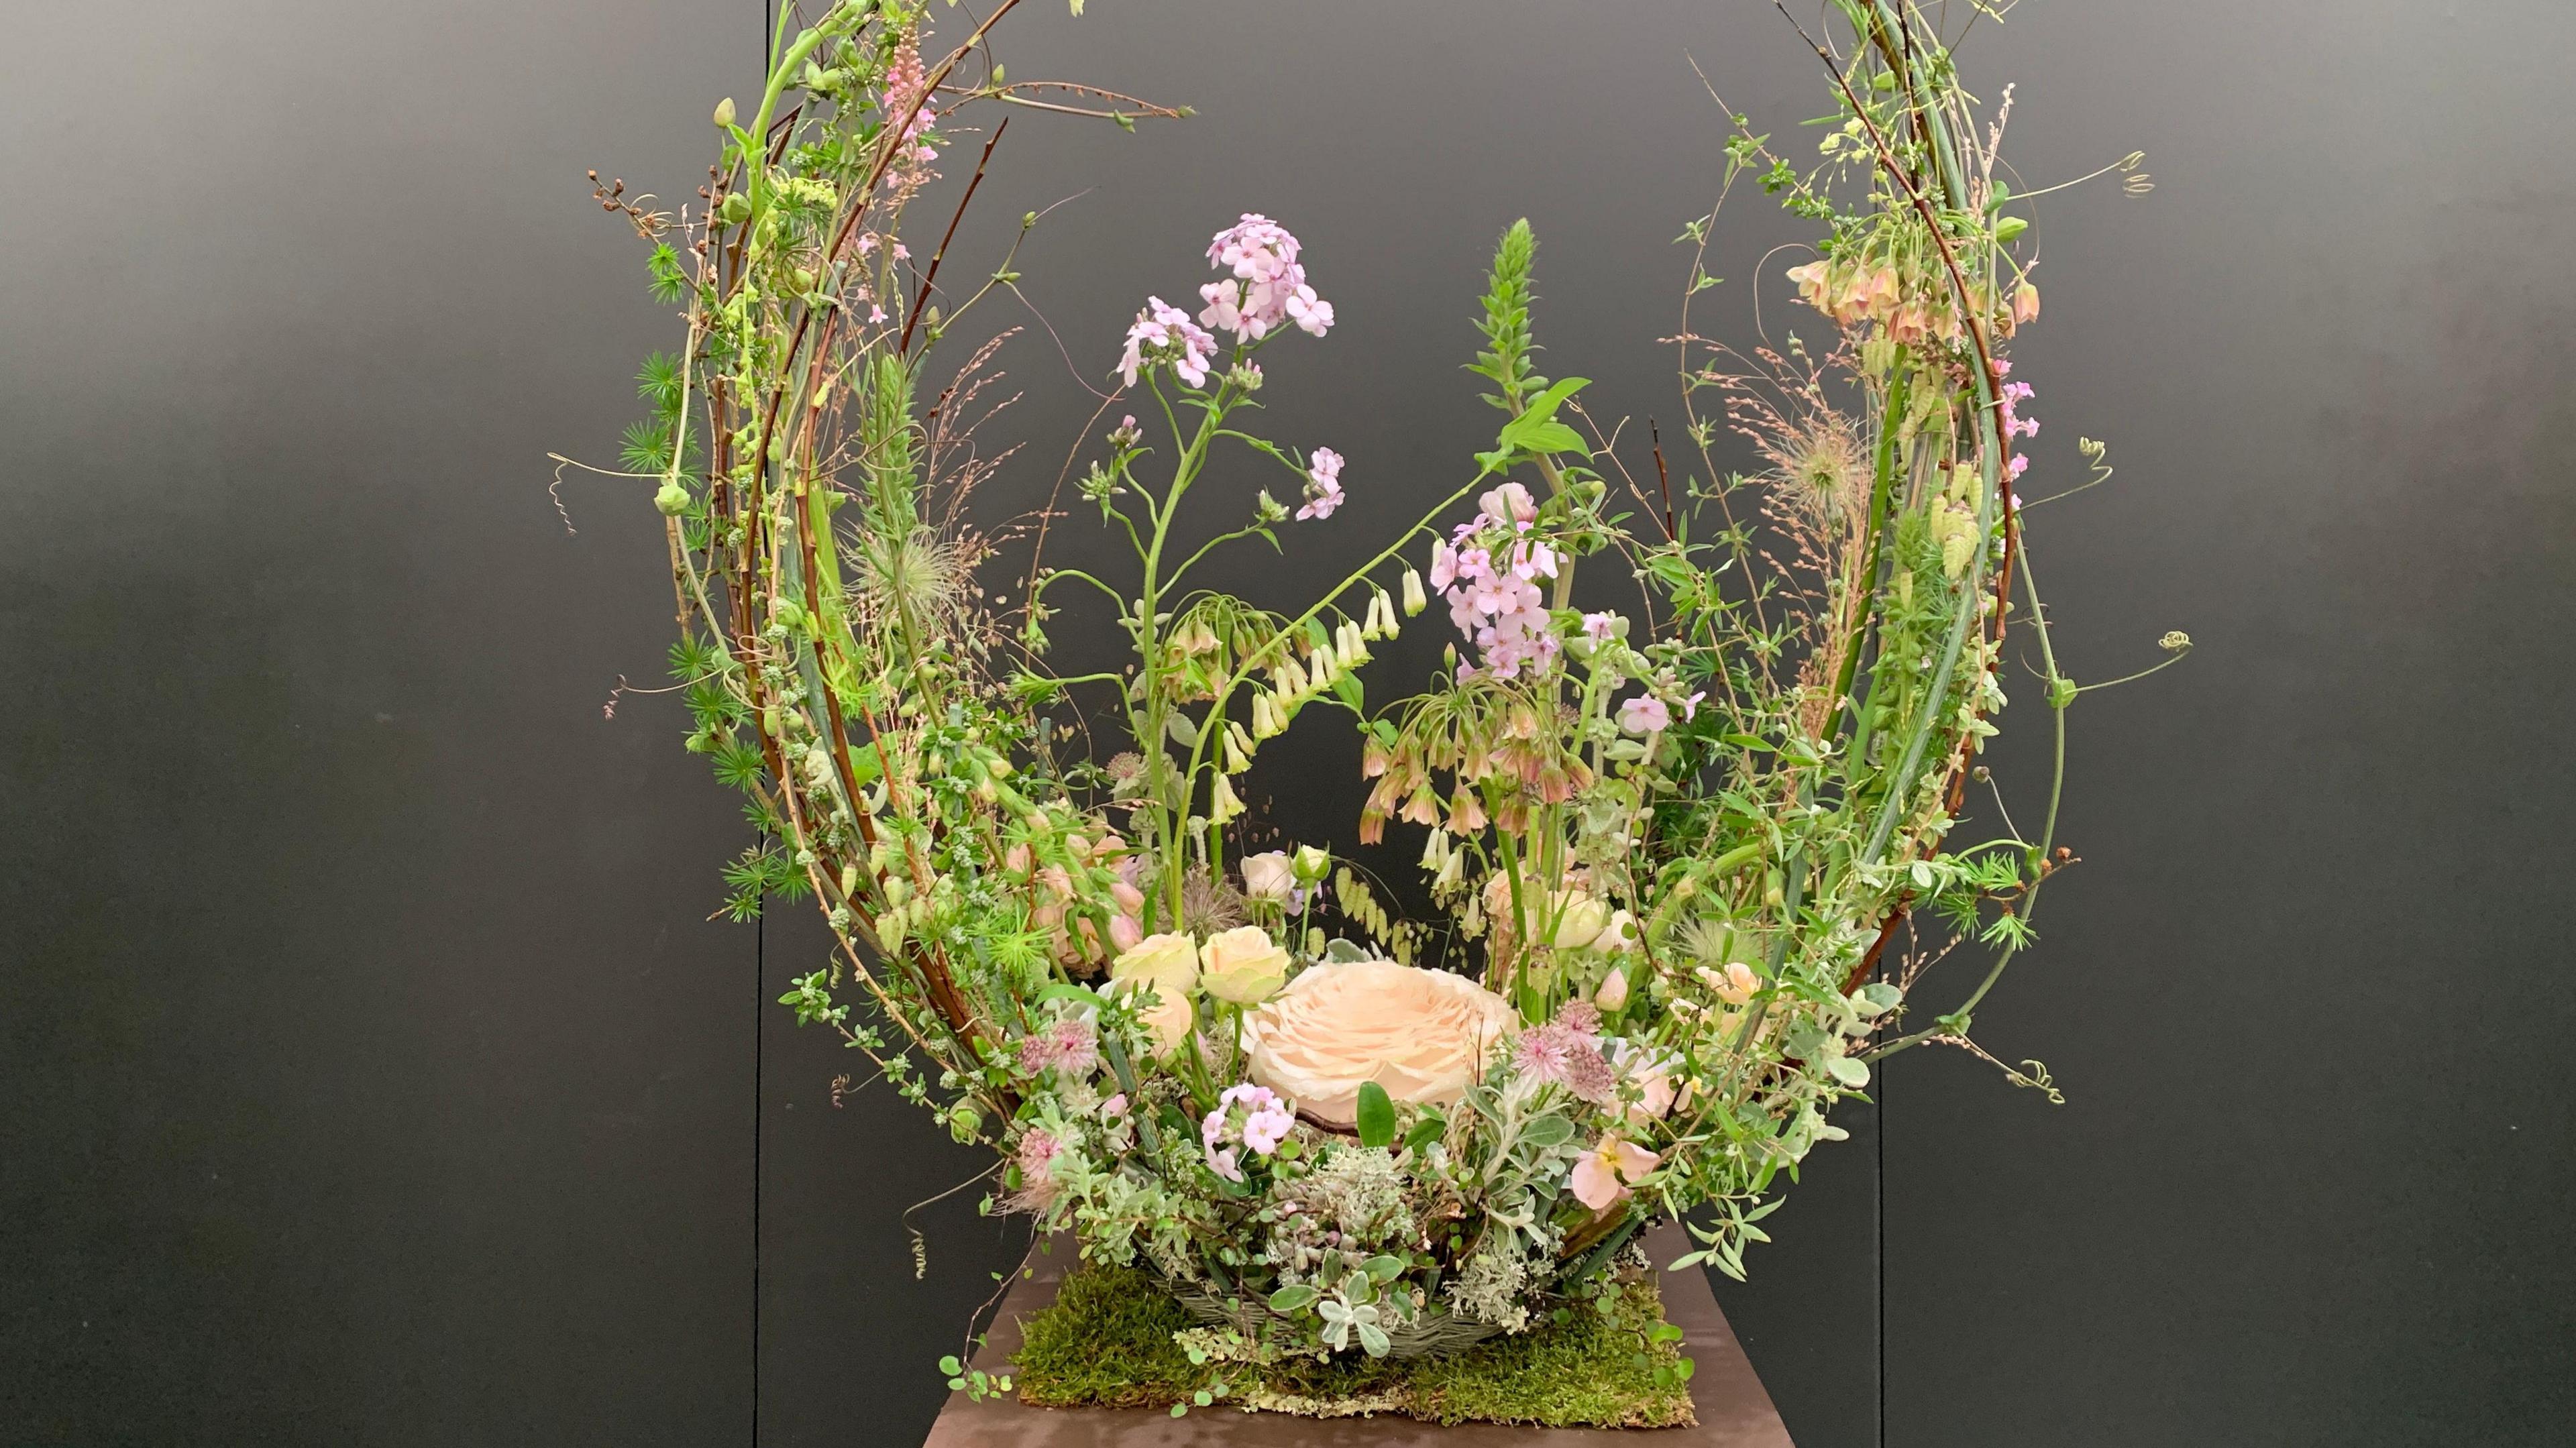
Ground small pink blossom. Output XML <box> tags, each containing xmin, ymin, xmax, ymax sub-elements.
<box><xmin>1619</xmin><ymin>695</ymin><xmax>1671</xmax><ymax>735</ymax></box>
<box><xmin>1680</xmin><ymin>691</ymin><xmax>1707</xmax><ymax>722</ymax></box>
<box><xmin>1581</xmin><ymin>611</ymin><xmax>1619</xmax><ymax>643</ymax></box>
<box><xmin>1570</xmin><ymin>1135</ymin><xmax>1660</xmax><ymax>1211</ymax></box>
<box><xmin>1101</xmin><ymin>1093</ymin><xmax>1130</xmax><ymax>1119</ymax></box>
<box><xmin>1479</xmin><ymin>482</ymin><xmax>1537</xmax><ymax>526</ymax></box>
<box><xmin>1297</xmin><ymin>447</ymin><xmax>1346</xmax><ymax>521</ymax></box>
<box><xmin>1118</xmin><ymin>297</ymin><xmax>1218</xmax><ymax>388</ymax></box>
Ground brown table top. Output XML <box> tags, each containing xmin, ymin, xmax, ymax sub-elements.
<box><xmin>923</xmin><ymin>1224</ymin><xmax>1793</xmax><ymax>1447</ymax></box>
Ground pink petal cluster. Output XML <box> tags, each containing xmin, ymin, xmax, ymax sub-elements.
<box><xmin>1118</xmin><ymin>298</ymin><xmax>1218</xmax><ymax>388</ymax></box>
<box><xmin>1199</xmin><ymin>215</ymin><xmax>1334</xmax><ymax>342</ymax></box>
<box><xmin>1201</xmin><ymin>1082</ymin><xmax>1295</xmax><ymax>1183</ymax></box>
<box><xmin>1511</xmin><ymin>1002</ymin><xmax>1617</xmax><ymax>1104</ymax></box>
<box><xmin>1016</xmin><ymin>1015</ymin><xmax>1100</xmax><ymax>1078</ymax></box>
<box><xmin>1296</xmin><ymin>447</ymin><xmax>1346</xmax><ymax>521</ymax></box>
<box><xmin>1429</xmin><ymin>502</ymin><xmax>1561</xmax><ymax>680</ymax></box>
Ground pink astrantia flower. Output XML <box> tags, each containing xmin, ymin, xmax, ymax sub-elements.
<box><xmin>1016</xmin><ymin>1015</ymin><xmax>1099</xmax><ymax>1078</ymax></box>
<box><xmin>1570</xmin><ymin>1134</ymin><xmax>1660</xmax><ymax>1212</ymax></box>
<box><xmin>1297</xmin><ymin>447</ymin><xmax>1345</xmax><ymax>521</ymax></box>
<box><xmin>1513</xmin><ymin>1009</ymin><xmax>1617</xmax><ymax>1105</ymax></box>
<box><xmin>1012</xmin><ymin>1128</ymin><xmax>1065</xmax><ymax>1207</ymax></box>
<box><xmin>1619</xmin><ymin>695</ymin><xmax>1671</xmax><ymax>735</ymax></box>
<box><xmin>1118</xmin><ymin>298</ymin><xmax>1218</xmax><ymax>388</ymax></box>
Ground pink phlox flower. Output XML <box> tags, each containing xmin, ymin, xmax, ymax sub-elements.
<box><xmin>1201</xmin><ymin>214</ymin><xmax>1331</xmax><ymax>341</ymax></box>
<box><xmin>1118</xmin><ymin>297</ymin><xmax>1218</xmax><ymax>388</ymax></box>
<box><xmin>1285</xmin><ymin>286</ymin><xmax>1334</xmax><ymax>337</ymax></box>
<box><xmin>867</xmin><ymin>304</ymin><xmax>889</xmax><ymax>325</ymax></box>
<box><xmin>1619</xmin><ymin>695</ymin><xmax>1671</xmax><ymax>735</ymax></box>
<box><xmin>1429</xmin><ymin>539</ymin><xmax>1460</xmax><ymax>591</ymax></box>
<box><xmin>1296</xmin><ymin>447</ymin><xmax>1346</xmax><ymax>521</ymax></box>
<box><xmin>1507</xmin><ymin>540</ymin><xmax>1558</xmax><ymax>581</ymax></box>
<box><xmin>1680</xmin><ymin>690</ymin><xmax>1706</xmax><ymax>722</ymax></box>
<box><xmin>1203</xmin><ymin>1083</ymin><xmax>1294</xmax><ymax>1170</ymax></box>
<box><xmin>1581</xmin><ymin>611</ymin><xmax>1620</xmax><ymax>643</ymax></box>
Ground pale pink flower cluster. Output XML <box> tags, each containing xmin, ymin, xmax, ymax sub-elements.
<box><xmin>1200</xmin><ymin>1082</ymin><xmax>1295</xmax><ymax>1183</ymax></box>
<box><xmin>1199</xmin><ymin>215</ymin><xmax>1334</xmax><ymax>343</ymax></box>
<box><xmin>1428</xmin><ymin>483</ymin><xmax>1562</xmax><ymax>679</ymax></box>
<box><xmin>1118</xmin><ymin>298</ymin><xmax>1218</xmax><ymax>388</ymax></box>
<box><xmin>1297</xmin><ymin>447</ymin><xmax>1345</xmax><ymax>521</ymax></box>
<box><xmin>1512</xmin><ymin>1000</ymin><xmax>1617</xmax><ymax>1104</ymax></box>
<box><xmin>1016</xmin><ymin>1015</ymin><xmax>1099</xmax><ymax>1078</ymax></box>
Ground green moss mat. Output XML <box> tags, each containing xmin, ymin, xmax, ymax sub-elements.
<box><xmin>1012</xmin><ymin>1264</ymin><xmax>1697</xmax><ymax>1429</ymax></box>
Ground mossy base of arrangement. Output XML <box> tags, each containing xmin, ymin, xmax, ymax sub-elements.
<box><xmin>1014</xmin><ymin>1257</ymin><xmax>1695</xmax><ymax>1429</ymax></box>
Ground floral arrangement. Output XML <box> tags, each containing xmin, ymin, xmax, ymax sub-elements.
<box><xmin>582</xmin><ymin>0</ymin><xmax>2178</xmax><ymax>1404</ymax></box>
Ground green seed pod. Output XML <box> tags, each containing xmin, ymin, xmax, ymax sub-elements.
<box><xmin>718</xmin><ymin>191</ymin><xmax>752</xmax><ymax>225</ymax></box>
<box><xmin>653</xmin><ymin>480</ymin><xmax>690</xmax><ymax>515</ymax></box>
<box><xmin>1993</xmin><ymin>215</ymin><xmax>2029</xmax><ymax>243</ymax></box>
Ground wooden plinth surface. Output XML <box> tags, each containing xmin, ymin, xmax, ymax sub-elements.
<box><xmin>924</xmin><ymin>1225</ymin><xmax>1793</xmax><ymax>1447</ymax></box>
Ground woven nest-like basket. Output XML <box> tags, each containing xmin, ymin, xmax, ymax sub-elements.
<box><xmin>1169</xmin><ymin>1286</ymin><xmax>1507</xmax><ymax>1360</ymax></box>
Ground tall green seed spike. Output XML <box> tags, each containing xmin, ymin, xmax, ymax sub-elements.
<box><xmin>1468</xmin><ymin>219</ymin><xmax>1539</xmax><ymax>411</ymax></box>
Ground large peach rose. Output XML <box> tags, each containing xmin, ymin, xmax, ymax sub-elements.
<box><xmin>1242</xmin><ymin>960</ymin><xmax>1517</xmax><ymax>1129</ymax></box>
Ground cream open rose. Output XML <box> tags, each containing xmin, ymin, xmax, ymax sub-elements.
<box><xmin>1242</xmin><ymin>960</ymin><xmax>1517</xmax><ymax>1129</ymax></box>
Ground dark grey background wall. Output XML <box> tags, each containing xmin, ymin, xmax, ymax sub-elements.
<box><xmin>4</xmin><ymin>2</ymin><xmax>2569</xmax><ymax>1445</ymax></box>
